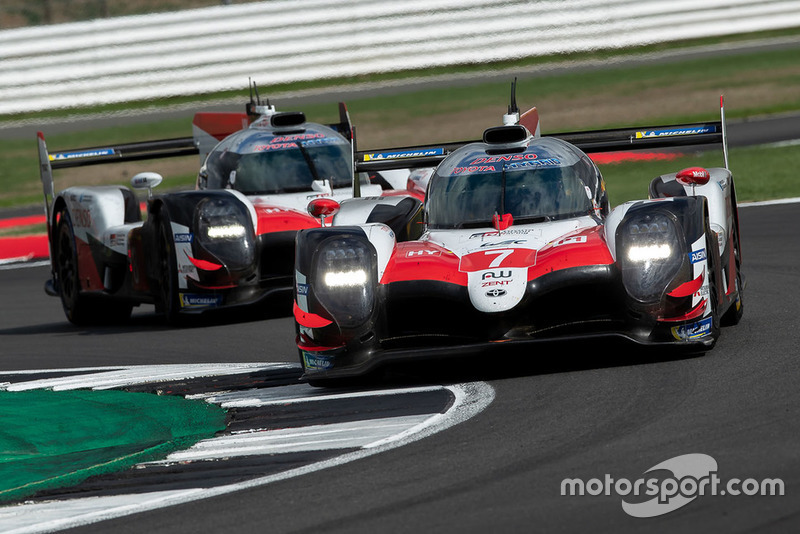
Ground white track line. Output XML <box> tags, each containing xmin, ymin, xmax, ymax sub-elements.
<box><xmin>0</xmin><ymin>383</ymin><xmax>495</xmax><ymax>534</ymax></box>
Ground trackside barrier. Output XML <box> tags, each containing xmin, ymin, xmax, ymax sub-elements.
<box><xmin>1</xmin><ymin>0</ymin><xmax>800</xmax><ymax>114</ymax></box>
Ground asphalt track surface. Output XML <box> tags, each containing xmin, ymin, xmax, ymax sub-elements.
<box><xmin>0</xmin><ymin>199</ymin><xmax>797</xmax><ymax>532</ymax></box>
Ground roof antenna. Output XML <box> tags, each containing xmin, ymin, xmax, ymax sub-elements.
<box><xmin>503</xmin><ymin>77</ymin><xmax>520</xmax><ymax>126</ymax></box>
<box><xmin>253</xmin><ymin>80</ymin><xmax>261</xmax><ymax>106</ymax></box>
<box><xmin>246</xmin><ymin>78</ymin><xmax>276</xmax><ymax>119</ymax></box>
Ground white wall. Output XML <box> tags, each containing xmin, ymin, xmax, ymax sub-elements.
<box><xmin>1</xmin><ymin>0</ymin><xmax>800</xmax><ymax>114</ymax></box>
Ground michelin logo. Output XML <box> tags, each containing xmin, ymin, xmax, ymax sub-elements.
<box><xmin>51</xmin><ymin>148</ymin><xmax>115</xmax><ymax>161</ymax></box>
<box><xmin>635</xmin><ymin>126</ymin><xmax>717</xmax><ymax>139</ymax></box>
<box><xmin>363</xmin><ymin>148</ymin><xmax>445</xmax><ymax>161</ymax></box>
<box><xmin>671</xmin><ymin>317</ymin><xmax>713</xmax><ymax>340</ymax></box>
<box><xmin>180</xmin><ymin>294</ymin><xmax>222</xmax><ymax>308</ymax></box>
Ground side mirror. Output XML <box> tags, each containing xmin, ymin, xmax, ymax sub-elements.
<box><xmin>307</xmin><ymin>198</ymin><xmax>340</xmax><ymax>227</ymax></box>
<box><xmin>131</xmin><ymin>172</ymin><xmax>163</xmax><ymax>199</ymax></box>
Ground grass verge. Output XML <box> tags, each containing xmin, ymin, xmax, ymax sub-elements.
<box><xmin>2</xmin><ymin>36</ymin><xmax>799</xmax><ymax>210</ymax></box>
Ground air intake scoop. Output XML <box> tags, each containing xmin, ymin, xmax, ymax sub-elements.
<box><xmin>483</xmin><ymin>125</ymin><xmax>528</xmax><ymax>145</ymax></box>
<box><xmin>271</xmin><ymin>112</ymin><xmax>306</xmax><ymax>128</ymax></box>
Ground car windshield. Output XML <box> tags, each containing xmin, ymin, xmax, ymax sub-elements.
<box><xmin>204</xmin><ymin>137</ymin><xmax>353</xmax><ymax>195</ymax></box>
<box><xmin>426</xmin><ymin>142</ymin><xmax>595</xmax><ymax>229</ymax></box>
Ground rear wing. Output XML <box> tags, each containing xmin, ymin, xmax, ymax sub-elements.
<box><xmin>36</xmin><ymin>102</ymin><xmax>356</xmax><ymax>219</ymax></box>
<box><xmin>354</xmin><ymin>119</ymin><xmax>724</xmax><ymax>174</ymax></box>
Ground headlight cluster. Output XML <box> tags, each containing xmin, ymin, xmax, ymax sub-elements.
<box><xmin>619</xmin><ymin>211</ymin><xmax>683</xmax><ymax>303</ymax></box>
<box><xmin>313</xmin><ymin>236</ymin><xmax>376</xmax><ymax>328</ymax></box>
<box><xmin>194</xmin><ymin>198</ymin><xmax>255</xmax><ymax>271</ymax></box>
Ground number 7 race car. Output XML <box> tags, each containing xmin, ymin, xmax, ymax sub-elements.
<box><xmin>37</xmin><ymin>88</ymin><xmax>419</xmax><ymax>325</ymax></box>
<box><xmin>292</xmin><ymin>84</ymin><xmax>744</xmax><ymax>385</ymax></box>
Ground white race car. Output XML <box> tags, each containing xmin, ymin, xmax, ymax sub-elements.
<box><xmin>292</xmin><ymin>85</ymin><xmax>744</xmax><ymax>384</ymax></box>
<box><xmin>38</xmin><ymin>88</ymin><xmax>421</xmax><ymax>325</ymax></box>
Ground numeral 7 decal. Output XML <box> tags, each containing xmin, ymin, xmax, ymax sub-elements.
<box><xmin>484</xmin><ymin>249</ymin><xmax>514</xmax><ymax>268</ymax></box>
<box><xmin>459</xmin><ymin>248</ymin><xmax>537</xmax><ymax>272</ymax></box>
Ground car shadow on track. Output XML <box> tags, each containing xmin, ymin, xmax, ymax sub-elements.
<box><xmin>354</xmin><ymin>339</ymin><xmax>707</xmax><ymax>389</ymax></box>
<box><xmin>0</xmin><ymin>297</ymin><xmax>294</xmax><ymax>336</ymax></box>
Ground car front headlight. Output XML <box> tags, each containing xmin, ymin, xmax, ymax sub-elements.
<box><xmin>312</xmin><ymin>236</ymin><xmax>376</xmax><ymax>329</ymax></box>
<box><xmin>194</xmin><ymin>197</ymin><xmax>255</xmax><ymax>271</ymax></box>
<box><xmin>619</xmin><ymin>211</ymin><xmax>684</xmax><ymax>303</ymax></box>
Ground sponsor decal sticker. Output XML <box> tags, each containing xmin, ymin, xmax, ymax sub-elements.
<box><xmin>180</xmin><ymin>294</ymin><xmax>223</xmax><ymax>308</ymax></box>
<box><xmin>481</xmin><ymin>270</ymin><xmax>512</xmax><ymax>280</ymax></box>
<box><xmin>363</xmin><ymin>148</ymin><xmax>445</xmax><ymax>161</ymax></box>
<box><xmin>302</xmin><ymin>351</ymin><xmax>334</xmax><ymax>370</ymax></box>
<box><xmin>550</xmin><ymin>235</ymin><xmax>588</xmax><ymax>247</ymax></box>
<box><xmin>690</xmin><ymin>248</ymin><xmax>707</xmax><ymax>264</ymax></box>
<box><xmin>174</xmin><ymin>233</ymin><xmax>193</xmax><ymax>243</ymax></box>
<box><xmin>485</xmin><ymin>288</ymin><xmax>507</xmax><ymax>297</ymax></box>
<box><xmin>469</xmin><ymin>229</ymin><xmax>535</xmax><ymax>239</ymax></box>
<box><xmin>50</xmin><ymin>148</ymin><xmax>115</xmax><ymax>161</ymax></box>
<box><xmin>469</xmin><ymin>154</ymin><xmax>538</xmax><ymax>165</ymax></box>
<box><xmin>452</xmin><ymin>165</ymin><xmax>496</xmax><ymax>174</ymax></box>
<box><xmin>506</xmin><ymin>157</ymin><xmax>561</xmax><ymax>169</ymax></box>
<box><xmin>480</xmin><ymin>240</ymin><xmax>526</xmax><ymax>248</ymax></box>
<box><xmin>635</xmin><ymin>126</ymin><xmax>717</xmax><ymax>139</ymax></box>
<box><xmin>671</xmin><ymin>317</ymin><xmax>713</xmax><ymax>340</ymax></box>
<box><xmin>406</xmin><ymin>249</ymin><xmax>441</xmax><ymax>257</ymax></box>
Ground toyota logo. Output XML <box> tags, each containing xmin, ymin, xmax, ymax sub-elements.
<box><xmin>485</xmin><ymin>288</ymin><xmax>507</xmax><ymax>297</ymax></box>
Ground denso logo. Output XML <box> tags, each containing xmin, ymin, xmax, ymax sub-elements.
<box><xmin>690</xmin><ymin>249</ymin><xmax>707</xmax><ymax>264</ymax></box>
<box><xmin>469</xmin><ymin>153</ymin><xmax>538</xmax><ymax>165</ymax></box>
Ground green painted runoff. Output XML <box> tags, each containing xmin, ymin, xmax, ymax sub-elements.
<box><xmin>0</xmin><ymin>388</ymin><xmax>226</xmax><ymax>503</ymax></box>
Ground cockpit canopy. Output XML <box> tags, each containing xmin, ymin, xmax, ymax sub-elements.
<box><xmin>426</xmin><ymin>137</ymin><xmax>605</xmax><ymax>229</ymax></box>
<box><xmin>201</xmin><ymin>122</ymin><xmax>353</xmax><ymax>195</ymax></box>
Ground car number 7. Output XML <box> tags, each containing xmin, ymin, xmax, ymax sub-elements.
<box><xmin>485</xmin><ymin>249</ymin><xmax>514</xmax><ymax>268</ymax></box>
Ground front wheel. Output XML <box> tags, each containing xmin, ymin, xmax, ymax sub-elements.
<box><xmin>54</xmin><ymin>210</ymin><xmax>132</xmax><ymax>325</ymax></box>
<box><xmin>156</xmin><ymin>212</ymin><xmax>181</xmax><ymax>324</ymax></box>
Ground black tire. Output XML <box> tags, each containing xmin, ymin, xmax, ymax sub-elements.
<box><xmin>704</xmin><ymin>219</ymin><xmax>722</xmax><ymax>345</ymax></box>
<box><xmin>721</xmin><ymin>223</ymin><xmax>744</xmax><ymax>326</ymax></box>
<box><xmin>156</xmin><ymin>212</ymin><xmax>181</xmax><ymax>324</ymax></box>
<box><xmin>54</xmin><ymin>210</ymin><xmax>132</xmax><ymax>325</ymax></box>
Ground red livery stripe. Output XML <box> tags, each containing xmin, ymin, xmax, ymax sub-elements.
<box><xmin>293</xmin><ymin>301</ymin><xmax>333</xmax><ymax>328</ymax></box>
<box><xmin>380</xmin><ymin>242</ymin><xmax>466</xmax><ymax>285</ymax></box>
<box><xmin>527</xmin><ymin>226</ymin><xmax>613</xmax><ymax>279</ymax></box>
<box><xmin>255</xmin><ymin>206</ymin><xmax>319</xmax><ymax>234</ymax></box>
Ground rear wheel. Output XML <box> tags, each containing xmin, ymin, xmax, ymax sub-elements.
<box><xmin>721</xmin><ymin>224</ymin><xmax>744</xmax><ymax>326</ymax></box>
<box><xmin>704</xmin><ymin>219</ymin><xmax>722</xmax><ymax>345</ymax></box>
<box><xmin>54</xmin><ymin>209</ymin><xmax>132</xmax><ymax>325</ymax></box>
